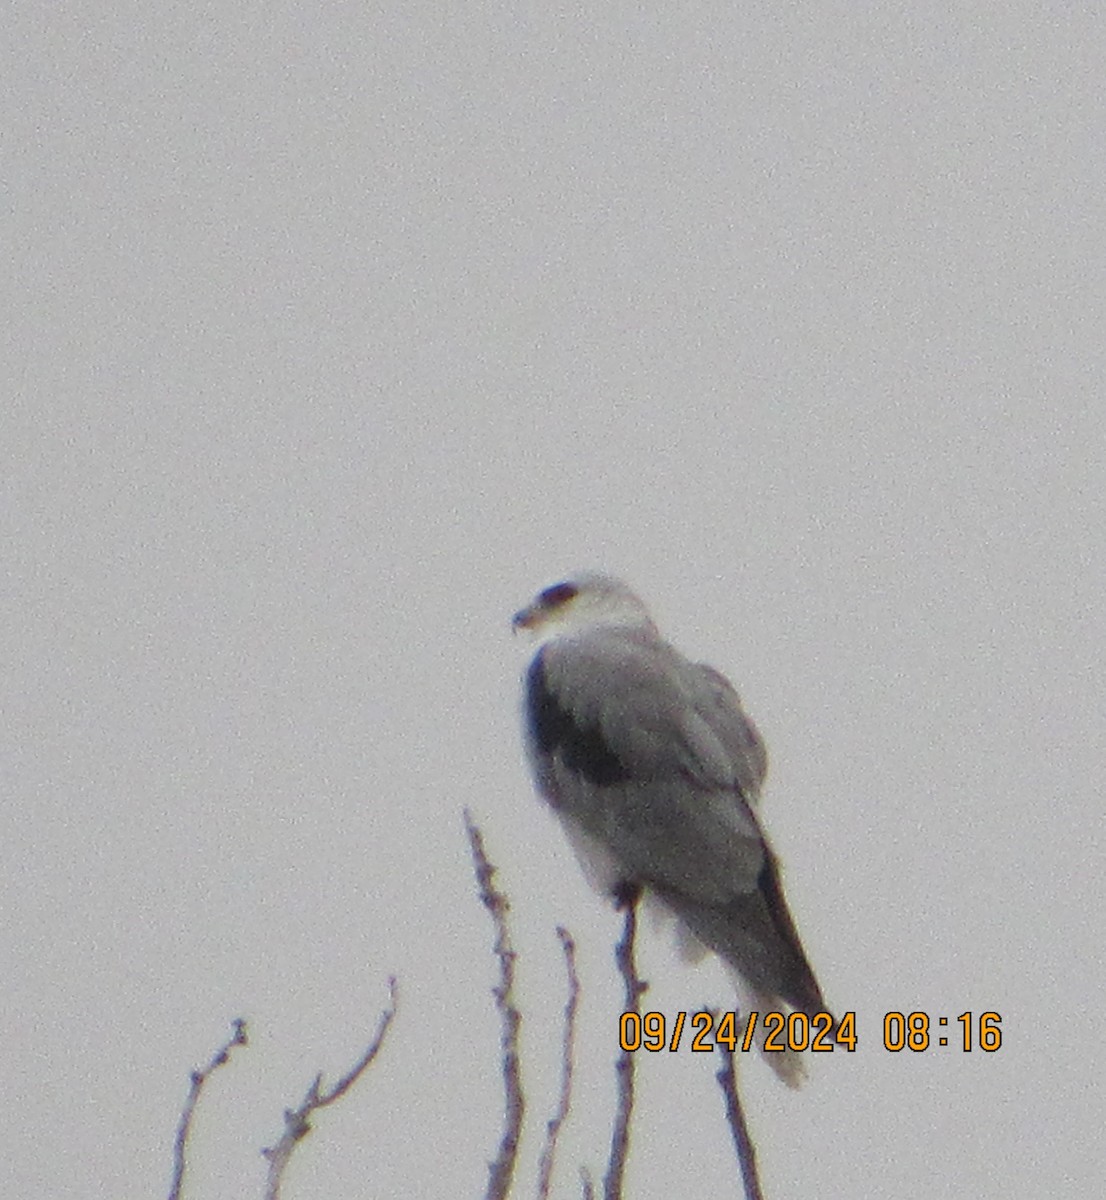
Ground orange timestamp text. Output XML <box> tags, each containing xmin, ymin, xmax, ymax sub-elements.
<box><xmin>618</xmin><ymin>1010</ymin><xmax>1003</xmax><ymax>1054</ymax></box>
<box><xmin>618</xmin><ymin>1010</ymin><xmax>853</xmax><ymax>1054</ymax></box>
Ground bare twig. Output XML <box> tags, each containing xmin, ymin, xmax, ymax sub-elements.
<box><xmin>261</xmin><ymin>978</ymin><xmax>398</xmax><ymax>1200</ymax></box>
<box><xmin>168</xmin><ymin>1018</ymin><xmax>248</xmax><ymax>1200</ymax></box>
<box><xmin>537</xmin><ymin>926</ymin><xmax>580</xmax><ymax>1199</ymax></box>
<box><xmin>464</xmin><ymin>810</ymin><xmax>524</xmax><ymax>1200</ymax></box>
<box><xmin>715</xmin><ymin>1037</ymin><xmax>764</xmax><ymax>1200</ymax></box>
<box><xmin>604</xmin><ymin>887</ymin><xmax>645</xmax><ymax>1200</ymax></box>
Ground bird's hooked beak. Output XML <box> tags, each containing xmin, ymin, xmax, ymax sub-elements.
<box><xmin>511</xmin><ymin>604</ymin><xmax>540</xmax><ymax>633</ymax></box>
<box><xmin>512</xmin><ymin>580</ymin><xmax>581</xmax><ymax>635</ymax></box>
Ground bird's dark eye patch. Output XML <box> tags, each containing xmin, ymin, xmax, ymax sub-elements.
<box><xmin>539</xmin><ymin>582</ymin><xmax>579</xmax><ymax>607</ymax></box>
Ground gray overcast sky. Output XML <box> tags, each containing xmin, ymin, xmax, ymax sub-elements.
<box><xmin>4</xmin><ymin>2</ymin><xmax>1103</xmax><ymax>1197</ymax></box>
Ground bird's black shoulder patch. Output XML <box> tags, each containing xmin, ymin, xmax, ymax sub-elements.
<box><xmin>526</xmin><ymin>650</ymin><xmax>632</xmax><ymax>786</ymax></box>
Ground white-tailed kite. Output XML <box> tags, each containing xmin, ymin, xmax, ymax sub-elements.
<box><xmin>514</xmin><ymin>572</ymin><xmax>830</xmax><ymax>1086</ymax></box>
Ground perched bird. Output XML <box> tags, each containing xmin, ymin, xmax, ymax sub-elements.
<box><xmin>513</xmin><ymin>572</ymin><xmax>830</xmax><ymax>1086</ymax></box>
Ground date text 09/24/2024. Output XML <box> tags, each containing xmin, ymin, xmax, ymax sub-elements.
<box><xmin>618</xmin><ymin>1011</ymin><xmax>1003</xmax><ymax>1054</ymax></box>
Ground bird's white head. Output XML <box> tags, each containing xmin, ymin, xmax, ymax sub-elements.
<box><xmin>512</xmin><ymin>572</ymin><xmax>656</xmax><ymax>641</ymax></box>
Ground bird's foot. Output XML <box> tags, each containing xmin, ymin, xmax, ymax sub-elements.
<box><xmin>611</xmin><ymin>880</ymin><xmax>642</xmax><ymax>910</ymax></box>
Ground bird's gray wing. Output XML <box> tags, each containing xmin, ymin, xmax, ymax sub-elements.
<box><xmin>687</xmin><ymin>663</ymin><xmax>768</xmax><ymax>803</ymax></box>
<box><xmin>524</xmin><ymin>630</ymin><xmax>825</xmax><ymax>1014</ymax></box>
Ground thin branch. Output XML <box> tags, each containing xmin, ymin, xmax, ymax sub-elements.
<box><xmin>604</xmin><ymin>886</ymin><xmax>645</xmax><ymax>1200</ymax></box>
<box><xmin>537</xmin><ymin>926</ymin><xmax>580</xmax><ymax>1200</ymax></box>
<box><xmin>464</xmin><ymin>810</ymin><xmax>524</xmax><ymax>1200</ymax></box>
<box><xmin>261</xmin><ymin>978</ymin><xmax>398</xmax><ymax>1200</ymax></box>
<box><xmin>715</xmin><ymin>1036</ymin><xmax>765</xmax><ymax>1200</ymax></box>
<box><xmin>168</xmin><ymin>1018</ymin><xmax>248</xmax><ymax>1200</ymax></box>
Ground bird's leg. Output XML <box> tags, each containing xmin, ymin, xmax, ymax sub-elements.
<box><xmin>611</xmin><ymin>879</ymin><xmax>642</xmax><ymax>911</ymax></box>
